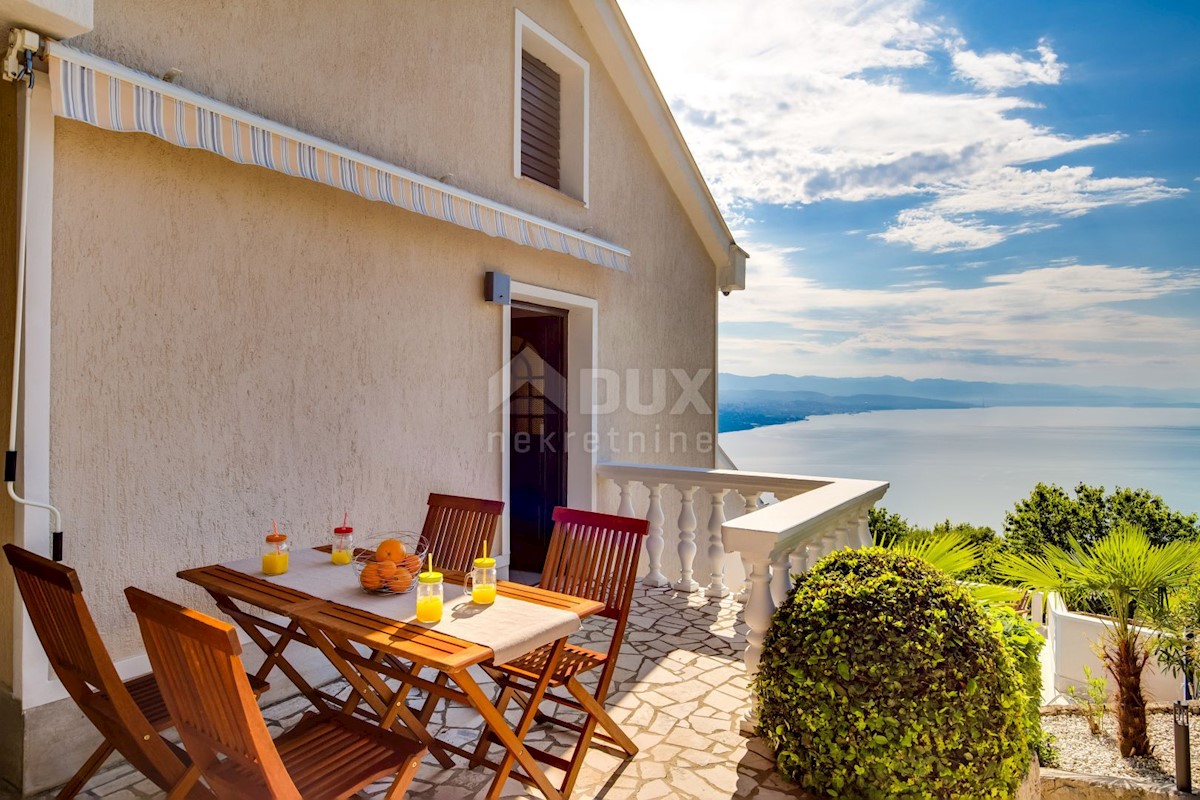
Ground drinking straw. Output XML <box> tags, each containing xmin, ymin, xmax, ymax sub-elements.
<box><xmin>342</xmin><ymin>511</ymin><xmax>348</xmax><ymax>527</ymax></box>
<box><xmin>428</xmin><ymin>552</ymin><xmax>433</xmax><ymax>574</ymax></box>
<box><xmin>483</xmin><ymin>539</ymin><xmax>487</xmax><ymax>559</ymax></box>
<box><xmin>272</xmin><ymin>519</ymin><xmax>280</xmax><ymax>537</ymax></box>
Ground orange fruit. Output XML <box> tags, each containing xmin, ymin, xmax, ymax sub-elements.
<box><xmin>387</xmin><ymin>570</ymin><xmax>413</xmax><ymax>593</ymax></box>
<box><xmin>375</xmin><ymin>538</ymin><xmax>407</xmax><ymax>563</ymax></box>
<box><xmin>376</xmin><ymin>560</ymin><xmax>398</xmax><ymax>580</ymax></box>
<box><xmin>359</xmin><ymin>562</ymin><xmax>383</xmax><ymax>591</ymax></box>
<box><xmin>400</xmin><ymin>554</ymin><xmax>422</xmax><ymax>574</ymax></box>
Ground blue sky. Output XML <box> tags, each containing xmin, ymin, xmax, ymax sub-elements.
<box><xmin>622</xmin><ymin>0</ymin><xmax>1200</xmax><ymax>389</ymax></box>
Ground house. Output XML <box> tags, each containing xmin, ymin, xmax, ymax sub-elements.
<box><xmin>0</xmin><ymin>1</ymin><xmax>885</xmax><ymax>795</ymax></box>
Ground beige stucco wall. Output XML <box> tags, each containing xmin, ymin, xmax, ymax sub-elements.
<box><xmin>0</xmin><ymin>84</ymin><xmax>18</xmax><ymax>694</ymax></box>
<box><xmin>45</xmin><ymin>0</ymin><xmax>718</xmax><ymax>668</ymax></box>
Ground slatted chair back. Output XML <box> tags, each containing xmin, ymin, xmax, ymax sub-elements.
<box><xmin>540</xmin><ymin>507</ymin><xmax>649</xmax><ymax>627</ymax></box>
<box><xmin>3</xmin><ymin>545</ymin><xmax>192</xmax><ymax>795</ymax></box>
<box><xmin>421</xmin><ymin>493</ymin><xmax>504</xmax><ymax>573</ymax></box>
<box><xmin>125</xmin><ymin>587</ymin><xmax>297</xmax><ymax>800</ymax></box>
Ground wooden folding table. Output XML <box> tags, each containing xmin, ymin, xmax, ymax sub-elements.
<box><xmin>180</xmin><ymin>556</ymin><xmax>603</xmax><ymax>800</ymax></box>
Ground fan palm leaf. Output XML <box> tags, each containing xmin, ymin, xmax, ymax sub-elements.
<box><xmin>995</xmin><ymin>522</ymin><xmax>1200</xmax><ymax>757</ymax></box>
<box><xmin>886</xmin><ymin>529</ymin><xmax>981</xmax><ymax>578</ymax></box>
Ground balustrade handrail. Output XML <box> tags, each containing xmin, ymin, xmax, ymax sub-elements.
<box><xmin>722</xmin><ymin>477</ymin><xmax>890</xmax><ymax>561</ymax></box>
<box><xmin>596</xmin><ymin>461</ymin><xmax>831</xmax><ymax>498</ymax></box>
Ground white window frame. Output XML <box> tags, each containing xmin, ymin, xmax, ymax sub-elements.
<box><xmin>513</xmin><ymin>10</ymin><xmax>590</xmax><ymax>205</ymax></box>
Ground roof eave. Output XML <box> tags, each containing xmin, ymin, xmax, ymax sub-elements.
<box><xmin>568</xmin><ymin>0</ymin><xmax>746</xmax><ymax>290</ymax></box>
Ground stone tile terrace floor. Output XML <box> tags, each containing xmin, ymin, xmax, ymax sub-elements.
<box><xmin>36</xmin><ymin>586</ymin><xmax>798</xmax><ymax>800</ymax></box>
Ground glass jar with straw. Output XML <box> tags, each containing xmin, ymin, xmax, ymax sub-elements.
<box><xmin>331</xmin><ymin>512</ymin><xmax>354</xmax><ymax>565</ymax></box>
<box><xmin>262</xmin><ymin>520</ymin><xmax>290</xmax><ymax>576</ymax></box>
<box><xmin>416</xmin><ymin>553</ymin><xmax>443</xmax><ymax>623</ymax></box>
<box><xmin>466</xmin><ymin>540</ymin><xmax>497</xmax><ymax>605</ymax></box>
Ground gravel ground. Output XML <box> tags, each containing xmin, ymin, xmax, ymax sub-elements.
<box><xmin>1043</xmin><ymin>709</ymin><xmax>1199</xmax><ymax>786</ymax></box>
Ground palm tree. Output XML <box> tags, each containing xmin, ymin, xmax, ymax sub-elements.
<box><xmin>882</xmin><ymin>530</ymin><xmax>1025</xmax><ymax>605</ymax></box>
<box><xmin>996</xmin><ymin>523</ymin><xmax>1200</xmax><ymax>757</ymax></box>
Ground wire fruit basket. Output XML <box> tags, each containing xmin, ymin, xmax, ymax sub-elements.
<box><xmin>352</xmin><ymin>531</ymin><xmax>428</xmax><ymax>594</ymax></box>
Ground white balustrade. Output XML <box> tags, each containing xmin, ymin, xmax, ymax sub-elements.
<box><xmin>735</xmin><ymin>491</ymin><xmax>762</xmax><ymax>603</ymax></box>
<box><xmin>722</xmin><ymin>477</ymin><xmax>889</xmax><ymax>734</ymax></box>
<box><xmin>673</xmin><ymin>485</ymin><xmax>700</xmax><ymax>592</ymax></box>
<box><xmin>705</xmin><ymin>488</ymin><xmax>730</xmax><ymax>598</ymax></box>
<box><xmin>770</xmin><ymin>550</ymin><xmax>792</xmax><ymax>606</ymax></box>
<box><xmin>856</xmin><ymin>513</ymin><xmax>873</xmax><ymax>548</ymax></box>
<box><xmin>615</xmin><ymin>479</ymin><xmax>635</xmax><ymax>517</ymax></box>
<box><xmin>643</xmin><ymin>483</ymin><xmax>668</xmax><ymax>587</ymax></box>
<box><xmin>594</xmin><ymin>462</ymin><xmax>889</xmax><ymax>734</ymax></box>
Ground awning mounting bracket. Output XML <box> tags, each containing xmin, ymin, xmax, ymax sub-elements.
<box><xmin>3</xmin><ymin>28</ymin><xmax>42</xmax><ymax>88</ymax></box>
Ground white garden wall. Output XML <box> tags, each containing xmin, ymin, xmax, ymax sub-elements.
<box><xmin>1043</xmin><ymin>593</ymin><xmax>1183</xmax><ymax>703</ymax></box>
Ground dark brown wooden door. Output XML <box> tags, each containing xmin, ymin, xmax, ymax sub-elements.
<box><xmin>510</xmin><ymin>304</ymin><xmax>568</xmax><ymax>573</ymax></box>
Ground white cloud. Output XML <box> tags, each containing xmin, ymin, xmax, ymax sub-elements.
<box><xmin>718</xmin><ymin>243</ymin><xmax>1200</xmax><ymax>385</ymax></box>
<box><xmin>929</xmin><ymin>166</ymin><xmax>1186</xmax><ymax>217</ymax></box>
<box><xmin>621</xmin><ymin>0</ymin><xmax>1185</xmax><ymax>251</ymax></box>
<box><xmin>872</xmin><ymin>167</ymin><xmax>1186</xmax><ymax>252</ymax></box>
<box><xmin>873</xmin><ymin>209</ymin><xmax>1057</xmax><ymax>253</ymax></box>
<box><xmin>952</xmin><ymin>38</ymin><xmax>1065</xmax><ymax>91</ymax></box>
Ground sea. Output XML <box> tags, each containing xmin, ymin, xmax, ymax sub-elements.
<box><xmin>719</xmin><ymin>406</ymin><xmax>1200</xmax><ymax>534</ymax></box>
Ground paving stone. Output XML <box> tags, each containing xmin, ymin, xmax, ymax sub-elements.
<box><xmin>688</xmin><ymin>714</ymin><xmax>730</xmax><ymax>735</ymax></box>
<box><xmin>36</xmin><ymin>588</ymin><xmax>803</xmax><ymax>800</ymax></box>
<box><xmin>656</xmin><ymin>678</ymin><xmax>711</xmax><ymax>703</ymax></box>
<box><xmin>658</xmin><ymin>700</ymin><xmax>700</xmax><ymax>719</ymax></box>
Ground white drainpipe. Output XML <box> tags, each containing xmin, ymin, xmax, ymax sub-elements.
<box><xmin>4</xmin><ymin>29</ymin><xmax>64</xmax><ymax>558</ymax></box>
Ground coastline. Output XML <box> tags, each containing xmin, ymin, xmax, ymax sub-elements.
<box><xmin>719</xmin><ymin>405</ymin><xmax>1200</xmax><ymax>533</ymax></box>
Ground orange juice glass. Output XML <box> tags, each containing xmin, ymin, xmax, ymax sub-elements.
<box><xmin>466</xmin><ymin>557</ymin><xmax>497</xmax><ymax>605</ymax></box>
<box><xmin>262</xmin><ymin>531</ymin><xmax>290</xmax><ymax>576</ymax></box>
<box><xmin>416</xmin><ymin>570</ymin><xmax>443</xmax><ymax>623</ymax></box>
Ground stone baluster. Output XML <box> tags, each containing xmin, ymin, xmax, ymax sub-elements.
<box><xmin>822</xmin><ymin>529</ymin><xmax>840</xmax><ymax>557</ymax></box>
<box><xmin>856</xmin><ymin>512</ymin><xmax>873</xmax><ymax>548</ymax></box>
<box><xmin>735</xmin><ymin>491</ymin><xmax>762</xmax><ymax>603</ymax></box>
<box><xmin>642</xmin><ymin>483</ymin><xmax>669</xmax><ymax>587</ymax></box>
<box><xmin>705</xmin><ymin>488</ymin><xmax>730</xmax><ymax>598</ymax></box>
<box><xmin>770</xmin><ymin>547</ymin><xmax>792</xmax><ymax>606</ymax></box>
<box><xmin>740</xmin><ymin>551</ymin><xmax>776</xmax><ymax>735</ymax></box>
<box><xmin>789</xmin><ymin>542</ymin><xmax>809</xmax><ymax>578</ymax></box>
<box><xmin>615</xmin><ymin>479</ymin><xmax>635</xmax><ymax>517</ymax></box>
<box><xmin>673</xmin><ymin>485</ymin><xmax>700</xmax><ymax>592</ymax></box>
<box><xmin>833</xmin><ymin>518</ymin><xmax>851</xmax><ymax>551</ymax></box>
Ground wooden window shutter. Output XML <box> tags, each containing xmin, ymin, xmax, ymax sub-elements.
<box><xmin>521</xmin><ymin>50</ymin><xmax>561</xmax><ymax>189</ymax></box>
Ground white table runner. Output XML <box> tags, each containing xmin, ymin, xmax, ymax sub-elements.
<box><xmin>222</xmin><ymin>548</ymin><xmax>581</xmax><ymax>664</ymax></box>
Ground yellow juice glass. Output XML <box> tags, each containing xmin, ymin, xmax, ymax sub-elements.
<box><xmin>261</xmin><ymin>551</ymin><xmax>289</xmax><ymax>575</ymax></box>
<box><xmin>416</xmin><ymin>570</ymin><xmax>443</xmax><ymax>623</ymax></box>
<box><xmin>466</xmin><ymin>556</ymin><xmax>497</xmax><ymax>605</ymax></box>
<box><xmin>262</xmin><ymin>531</ymin><xmax>290</xmax><ymax>576</ymax></box>
<box><xmin>331</xmin><ymin>523</ymin><xmax>354</xmax><ymax>565</ymax></box>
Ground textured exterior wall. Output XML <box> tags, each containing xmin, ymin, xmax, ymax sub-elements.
<box><xmin>47</xmin><ymin>0</ymin><xmax>718</xmax><ymax>668</ymax></box>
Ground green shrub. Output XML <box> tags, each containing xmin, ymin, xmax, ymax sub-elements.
<box><xmin>989</xmin><ymin>604</ymin><xmax>1057</xmax><ymax>765</ymax></box>
<box><xmin>754</xmin><ymin>548</ymin><xmax>1030</xmax><ymax>798</ymax></box>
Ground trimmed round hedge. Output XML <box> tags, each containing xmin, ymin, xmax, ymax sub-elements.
<box><xmin>754</xmin><ymin>548</ymin><xmax>1030</xmax><ymax>798</ymax></box>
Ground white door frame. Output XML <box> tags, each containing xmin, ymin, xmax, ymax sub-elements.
<box><xmin>497</xmin><ymin>282</ymin><xmax>597</xmax><ymax>574</ymax></box>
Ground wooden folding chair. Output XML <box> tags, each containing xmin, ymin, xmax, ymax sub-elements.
<box><xmin>389</xmin><ymin>493</ymin><xmax>504</xmax><ymax>724</ymax></box>
<box><xmin>473</xmin><ymin>507</ymin><xmax>648</xmax><ymax>796</ymax></box>
<box><xmin>421</xmin><ymin>493</ymin><xmax>504</xmax><ymax>571</ymax></box>
<box><xmin>2</xmin><ymin>545</ymin><xmax>237</xmax><ymax>799</ymax></box>
<box><xmin>125</xmin><ymin>587</ymin><xmax>426</xmax><ymax>800</ymax></box>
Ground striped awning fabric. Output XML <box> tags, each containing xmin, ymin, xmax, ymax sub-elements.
<box><xmin>45</xmin><ymin>41</ymin><xmax>631</xmax><ymax>272</ymax></box>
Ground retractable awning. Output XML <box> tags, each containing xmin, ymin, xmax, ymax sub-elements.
<box><xmin>44</xmin><ymin>39</ymin><xmax>631</xmax><ymax>272</ymax></box>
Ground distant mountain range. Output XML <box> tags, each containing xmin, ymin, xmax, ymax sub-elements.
<box><xmin>718</xmin><ymin>373</ymin><xmax>1199</xmax><ymax>433</ymax></box>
